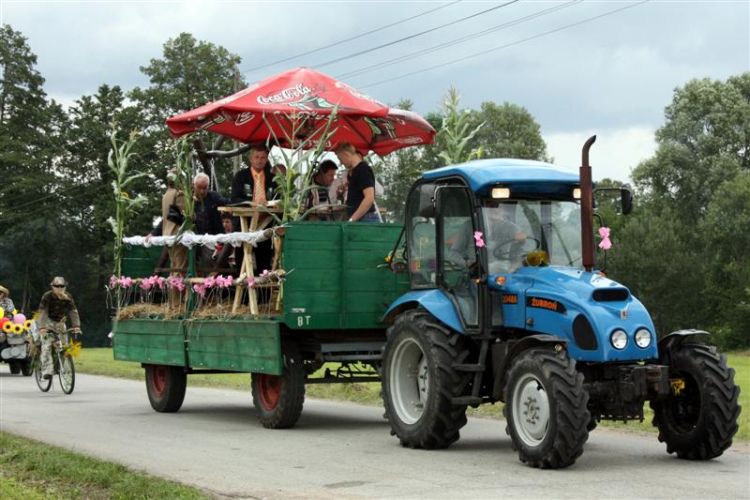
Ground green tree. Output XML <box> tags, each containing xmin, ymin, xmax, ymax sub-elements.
<box><xmin>469</xmin><ymin>101</ymin><xmax>548</xmax><ymax>160</ymax></box>
<box><xmin>611</xmin><ymin>73</ymin><xmax>750</xmax><ymax>346</ymax></box>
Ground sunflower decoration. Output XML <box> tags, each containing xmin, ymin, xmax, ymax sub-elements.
<box><xmin>24</xmin><ymin>319</ymin><xmax>33</xmax><ymax>330</ymax></box>
<box><xmin>2</xmin><ymin>321</ymin><xmax>13</xmax><ymax>333</ymax></box>
<box><xmin>524</xmin><ymin>250</ymin><xmax>550</xmax><ymax>267</ymax></box>
<box><xmin>65</xmin><ymin>341</ymin><xmax>82</xmax><ymax>359</ymax></box>
<box><xmin>12</xmin><ymin>323</ymin><xmax>24</xmax><ymax>335</ymax></box>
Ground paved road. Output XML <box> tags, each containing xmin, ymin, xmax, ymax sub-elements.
<box><xmin>1</xmin><ymin>369</ymin><xmax>748</xmax><ymax>499</ymax></box>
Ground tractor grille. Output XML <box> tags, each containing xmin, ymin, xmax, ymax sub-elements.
<box><xmin>573</xmin><ymin>314</ymin><xmax>598</xmax><ymax>350</ymax></box>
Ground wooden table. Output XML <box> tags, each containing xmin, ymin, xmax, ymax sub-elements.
<box><xmin>218</xmin><ymin>204</ymin><xmax>283</xmax><ymax>314</ymax></box>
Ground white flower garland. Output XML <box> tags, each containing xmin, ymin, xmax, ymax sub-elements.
<box><xmin>122</xmin><ymin>229</ymin><xmax>273</xmax><ymax>250</ymax></box>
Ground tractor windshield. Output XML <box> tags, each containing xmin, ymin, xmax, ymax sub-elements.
<box><xmin>482</xmin><ymin>199</ymin><xmax>582</xmax><ymax>274</ymax></box>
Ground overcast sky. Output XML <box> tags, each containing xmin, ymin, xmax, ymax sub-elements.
<box><xmin>1</xmin><ymin>0</ymin><xmax>748</xmax><ymax>181</ymax></box>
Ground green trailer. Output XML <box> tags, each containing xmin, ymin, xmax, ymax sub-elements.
<box><xmin>113</xmin><ymin>221</ymin><xmax>408</xmax><ymax>427</ymax></box>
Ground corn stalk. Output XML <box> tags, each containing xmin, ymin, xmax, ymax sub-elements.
<box><xmin>437</xmin><ymin>87</ymin><xmax>485</xmax><ymax>165</ymax></box>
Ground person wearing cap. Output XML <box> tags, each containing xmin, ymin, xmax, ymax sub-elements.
<box><xmin>38</xmin><ymin>277</ymin><xmax>81</xmax><ymax>379</ymax></box>
<box><xmin>0</xmin><ymin>285</ymin><xmax>14</xmax><ymax>318</ymax></box>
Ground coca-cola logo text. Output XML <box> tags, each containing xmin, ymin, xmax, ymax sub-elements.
<box><xmin>257</xmin><ymin>84</ymin><xmax>312</xmax><ymax>105</ymax></box>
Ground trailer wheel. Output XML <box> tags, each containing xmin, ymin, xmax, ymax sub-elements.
<box><xmin>503</xmin><ymin>348</ymin><xmax>589</xmax><ymax>469</ymax></box>
<box><xmin>382</xmin><ymin>309</ymin><xmax>471</xmax><ymax>449</ymax></box>
<box><xmin>145</xmin><ymin>364</ymin><xmax>186</xmax><ymax>413</ymax></box>
<box><xmin>21</xmin><ymin>358</ymin><xmax>33</xmax><ymax>376</ymax></box>
<box><xmin>9</xmin><ymin>361</ymin><xmax>20</xmax><ymax>374</ymax></box>
<box><xmin>651</xmin><ymin>344</ymin><xmax>740</xmax><ymax>460</ymax></box>
<box><xmin>252</xmin><ymin>342</ymin><xmax>305</xmax><ymax>429</ymax></box>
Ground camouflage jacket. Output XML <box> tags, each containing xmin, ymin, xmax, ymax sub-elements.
<box><xmin>38</xmin><ymin>291</ymin><xmax>80</xmax><ymax>329</ymax></box>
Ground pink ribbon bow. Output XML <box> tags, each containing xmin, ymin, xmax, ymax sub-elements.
<box><xmin>474</xmin><ymin>231</ymin><xmax>485</xmax><ymax>248</ymax></box>
<box><xmin>598</xmin><ymin>227</ymin><xmax>612</xmax><ymax>250</ymax></box>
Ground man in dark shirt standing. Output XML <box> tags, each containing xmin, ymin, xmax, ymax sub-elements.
<box><xmin>334</xmin><ymin>143</ymin><xmax>382</xmax><ymax>222</ymax></box>
<box><xmin>193</xmin><ymin>172</ymin><xmax>229</xmax><ymax>274</ymax></box>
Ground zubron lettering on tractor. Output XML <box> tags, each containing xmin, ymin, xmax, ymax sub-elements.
<box><xmin>526</xmin><ymin>296</ymin><xmax>566</xmax><ymax>313</ymax></box>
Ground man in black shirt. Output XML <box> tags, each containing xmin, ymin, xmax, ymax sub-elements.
<box><xmin>193</xmin><ymin>172</ymin><xmax>229</xmax><ymax>274</ymax></box>
<box><xmin>334</xmin><ymin>143</ymin><xmax>382</xmax><ymax>222</ymax></box>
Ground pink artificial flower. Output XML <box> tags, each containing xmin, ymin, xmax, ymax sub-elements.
<box><xmin>598</xmin><ymin>227</ymin><xmax>612</xmax><ymax>250</ymax></box>
<box><xmin>246</xmin><ymin>277</ymin><xmax>255</xmax><ymax>288</ymax></box>
<box><xmin>215</xmin><ymin>275</ymin><xmax>233</xmax><ymax>288</ymax></box>
<box><xmin>154</xmin><ymin>276</ymin><xmax>166</xmax><ymax>290</ymax></box>
<box><xmin>474</xmin><ymin>231</ymin><xmax>485</xmax><ymax>248</ymax></box>
<box><xmin>139</xmin><ymin>278</ymin><xmax>153</xmax><ymax>291</ymax></box>
<box><xmin>118</xmin><ymin>277</ymin><xmax>133</xmax><ymax>288</ymax></box>
<box><xmin>109</xmin><ymin>275</ymin><xmax>118</xmax><ymax>289</ymax></box>
<box><xmin>167</xmin><ymin>276</ymin><xmax>185</xmax><ymax>292</ymax></box>
<box><xmin>260</xmin><ymin>269</ymin><xmax>270</xmax><ymax>278</ymax></box>
<box><xmin>193</xmin><ymin>283</ymin><xmax>207</xmax><ymax>298</ymax></box>
<box><xmin>204</xmin><ymin>276</ymin><xmax>216</xmax><ymax>289</ymax></box>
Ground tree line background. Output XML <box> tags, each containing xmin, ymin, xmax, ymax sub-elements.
<box><xmin>1</xmin><ymin>25</ymin><xmax>748</xmax><ymax>349</ymax></box>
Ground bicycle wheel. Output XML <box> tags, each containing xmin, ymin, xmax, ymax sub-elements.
<box><xmin>58</xmin><ymin>352</ymin><xmax>75</xmax><ymax>394</ymax></box>
<box><xmin>34</xmin><ymin>354</ymin><xmax>51</xmax><ymax>392</ymax></box>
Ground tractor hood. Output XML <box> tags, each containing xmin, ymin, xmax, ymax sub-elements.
<box><xmin>489</xmin><ymin>266</ymin><xmax>659</xmax><ymax>362</ymax></box>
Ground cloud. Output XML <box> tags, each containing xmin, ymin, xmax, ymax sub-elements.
<box><xmin>544</xmin><ymin>125</ymin><xmax>656</xmax><ymax>183</ymax></box>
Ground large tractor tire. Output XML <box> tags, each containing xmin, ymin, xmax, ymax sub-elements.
<box><xmin>251</xmin><ymin>341</ymin><xmax>305</xmax><ymax>429</ymax></box>
<box><xmin>503</xmin><ymin>348</ymin><xmax>589</xmax><ymax>469</ymax></box>
<box><xmin>382</xmin><ymin>309</ymin><xmax>471</xmax><ymax>449</ymax></box>
<box><xmin>145</xmin><ymin>364</ymin><xmax>187</xmax><ymax>413</ymax></box>
<box><xmin>651</xmin><ymin>343</ymin><xmax>740</xmax><ymax>460</ymax></box>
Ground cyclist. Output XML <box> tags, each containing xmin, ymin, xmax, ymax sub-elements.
<box><xmin>38</xmin><ymin>277</ymin><xmax>81</xmax><ymax>380</ymax></box>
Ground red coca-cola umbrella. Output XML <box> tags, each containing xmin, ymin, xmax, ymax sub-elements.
<box><xmin>166</xmin><ymin>67</ymin><xmax>434</xmax><ymax>155</ymax></box>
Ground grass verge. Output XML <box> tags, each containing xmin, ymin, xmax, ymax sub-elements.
<box><xmin>75</xmin><ymin>348</ymin><xmax>749</xmax><ymax>440</ymax></box>
<box><xmin>0</xmin><ymin>431</ymin><xmax>208</xmax><ymax>499</ymax></box>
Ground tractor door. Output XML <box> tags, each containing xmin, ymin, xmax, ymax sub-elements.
<box><xmin>436</xmin><ymin>186</ymin><xmax>479</xmax><ymax>328</ymax></box>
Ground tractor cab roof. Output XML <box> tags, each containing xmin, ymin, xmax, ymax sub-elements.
<box><xmin>421</xmin><ymin>159</ymin><xmax>579</xmax><ymax>197</ymax></box>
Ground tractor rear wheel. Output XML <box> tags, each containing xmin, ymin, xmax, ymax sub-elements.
<box><xmin>651</xmin><ymin>343</ymin><xmax>740</xmax><ymax>460</ymax></box>
<box><xmin>503</xmin><ymin>348</ymin><xmax>589</xmax><ymax>469</ymax></box>
<box><xmin>382</xmin><ymin>310</ymin><xmax>471</xmax><ymax>449</ymax></box>
<box><xmin>251</xmin><ymin>342</ymin><xmax>305</xmax><ymax>429</ymax></box>
<box><xmin>145</xmin><ymin>364</ymin><xmax>187</xmax><ymax>412</ymax></box>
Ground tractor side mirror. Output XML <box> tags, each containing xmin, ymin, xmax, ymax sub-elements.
<box><xmin>620</xmin><ymin>185</ymin><xmax>633</xmax><ymax>215</ymax></box>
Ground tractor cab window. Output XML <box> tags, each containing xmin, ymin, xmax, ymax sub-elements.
<box><xmin>437</xmin><ymin>186</ymin><xmax>478</xmax><ymax>327</ymax></box>
<box><xmin>406</xmin><ymin>183</ymin><xmax>438</xmax><ymax>288</ymax></box>
<box><xmin>482</xmin><ymin>199</ymin><xmax>582</xmax><ymax>274</ymax></box>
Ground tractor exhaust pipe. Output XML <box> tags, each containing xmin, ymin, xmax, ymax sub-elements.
<box><xmin>580</xmin><ymin>135</ymin><xmax>596</xmax><ymax>272</ymax></box>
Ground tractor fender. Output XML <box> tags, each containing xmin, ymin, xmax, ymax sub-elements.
<box><xmin>382</xmin><ymin>289</ymin><xmax>464</xmax><ymax>334</ymax></box>
<box><xmin>657</xmin><ymin>329</ymin><xmax>710</xmax><ymax>363</ymax></box>
<box><xmin>490</xmin><ymin>334</ymin><xmax>568</xmax><ymax>401</ymax></box>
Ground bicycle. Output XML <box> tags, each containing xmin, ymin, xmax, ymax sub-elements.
<box><xmin>33</xmin><ymin>328</ymin><xmax>78</xmax><ymax>394</ymax></box>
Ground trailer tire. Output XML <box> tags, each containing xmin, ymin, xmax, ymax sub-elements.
<box><xmin>382</xmin><ymin>309</ymin><xmax>471</xmax><ymax>449</ymax></box>
<box><xmin>252</xmin><ymin>342</ymin><xmax>305</xmax><ymax>429</ymax></box>
<box><xmin>9</xmin><ymin>361</ymin><xmax>20</xmax><ymax>374</ymax></box>
<box><xmin>145</xmin><ymin>364</ymin><xmax>186</xmax><ymax>413</ymax></box>
<box><xmin>503</xmin><ymin>348</ymin><xmax>589</xmax><ymax>469</ymax></box>
<box><xmin>651</xmin><ymin>344</ymin><xmax>740</xmax><ymax>460</ymax></box>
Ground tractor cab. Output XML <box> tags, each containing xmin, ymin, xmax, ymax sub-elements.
<box><xmin>399</xmin><ymin>159</ymin><xmax>583</xmax><ymax>329</ymax></box>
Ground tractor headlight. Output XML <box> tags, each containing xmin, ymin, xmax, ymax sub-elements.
<box><xmin>610</xmin><ymin>329</ymin><xmax>627</xmax><ymax>350</ymax></box>
<box><xmin>634</xmin><ymin>328</ymin><xmax>651</xmax><ymax>348</ymax></box>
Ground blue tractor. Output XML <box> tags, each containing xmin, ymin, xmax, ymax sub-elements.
<box><xmin>381</xmin><ymin>136</ymin><xmax>741</xmax><ymax>469</ymax></box>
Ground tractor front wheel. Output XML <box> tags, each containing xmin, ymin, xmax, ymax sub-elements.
<box><xmin>382</xmin><ymin>310</ymin><xmax>471</xmax><ymax>449</ymax></box>
<box><xmin>145</xmin><ymin>364</ymin><xmax>187</xmax><ymax>413</ymax></box>
<box><xmin>503</xmin><ymin>348</ymin><xmax>589</xmax><ymax>469</ymax></box>
<box><xmin>251</xmin><ymin>342</ymin><xmax>305</xmax><ymax>429</ymax></box>
<box><xmin>651</xmin><ymin>343</ymin><xmax>740</xmax><ymax>460</ymax></box>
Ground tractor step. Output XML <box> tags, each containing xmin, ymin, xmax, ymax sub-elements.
<box><xmin>452</xmin><ymin>363</ymin><xmax>485</xmax><ymax>372</ymax></box>
<box><xmin>452</xmin><ymin>396</ymin><xmax>483</xmax><ymax>406</ymax></box>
